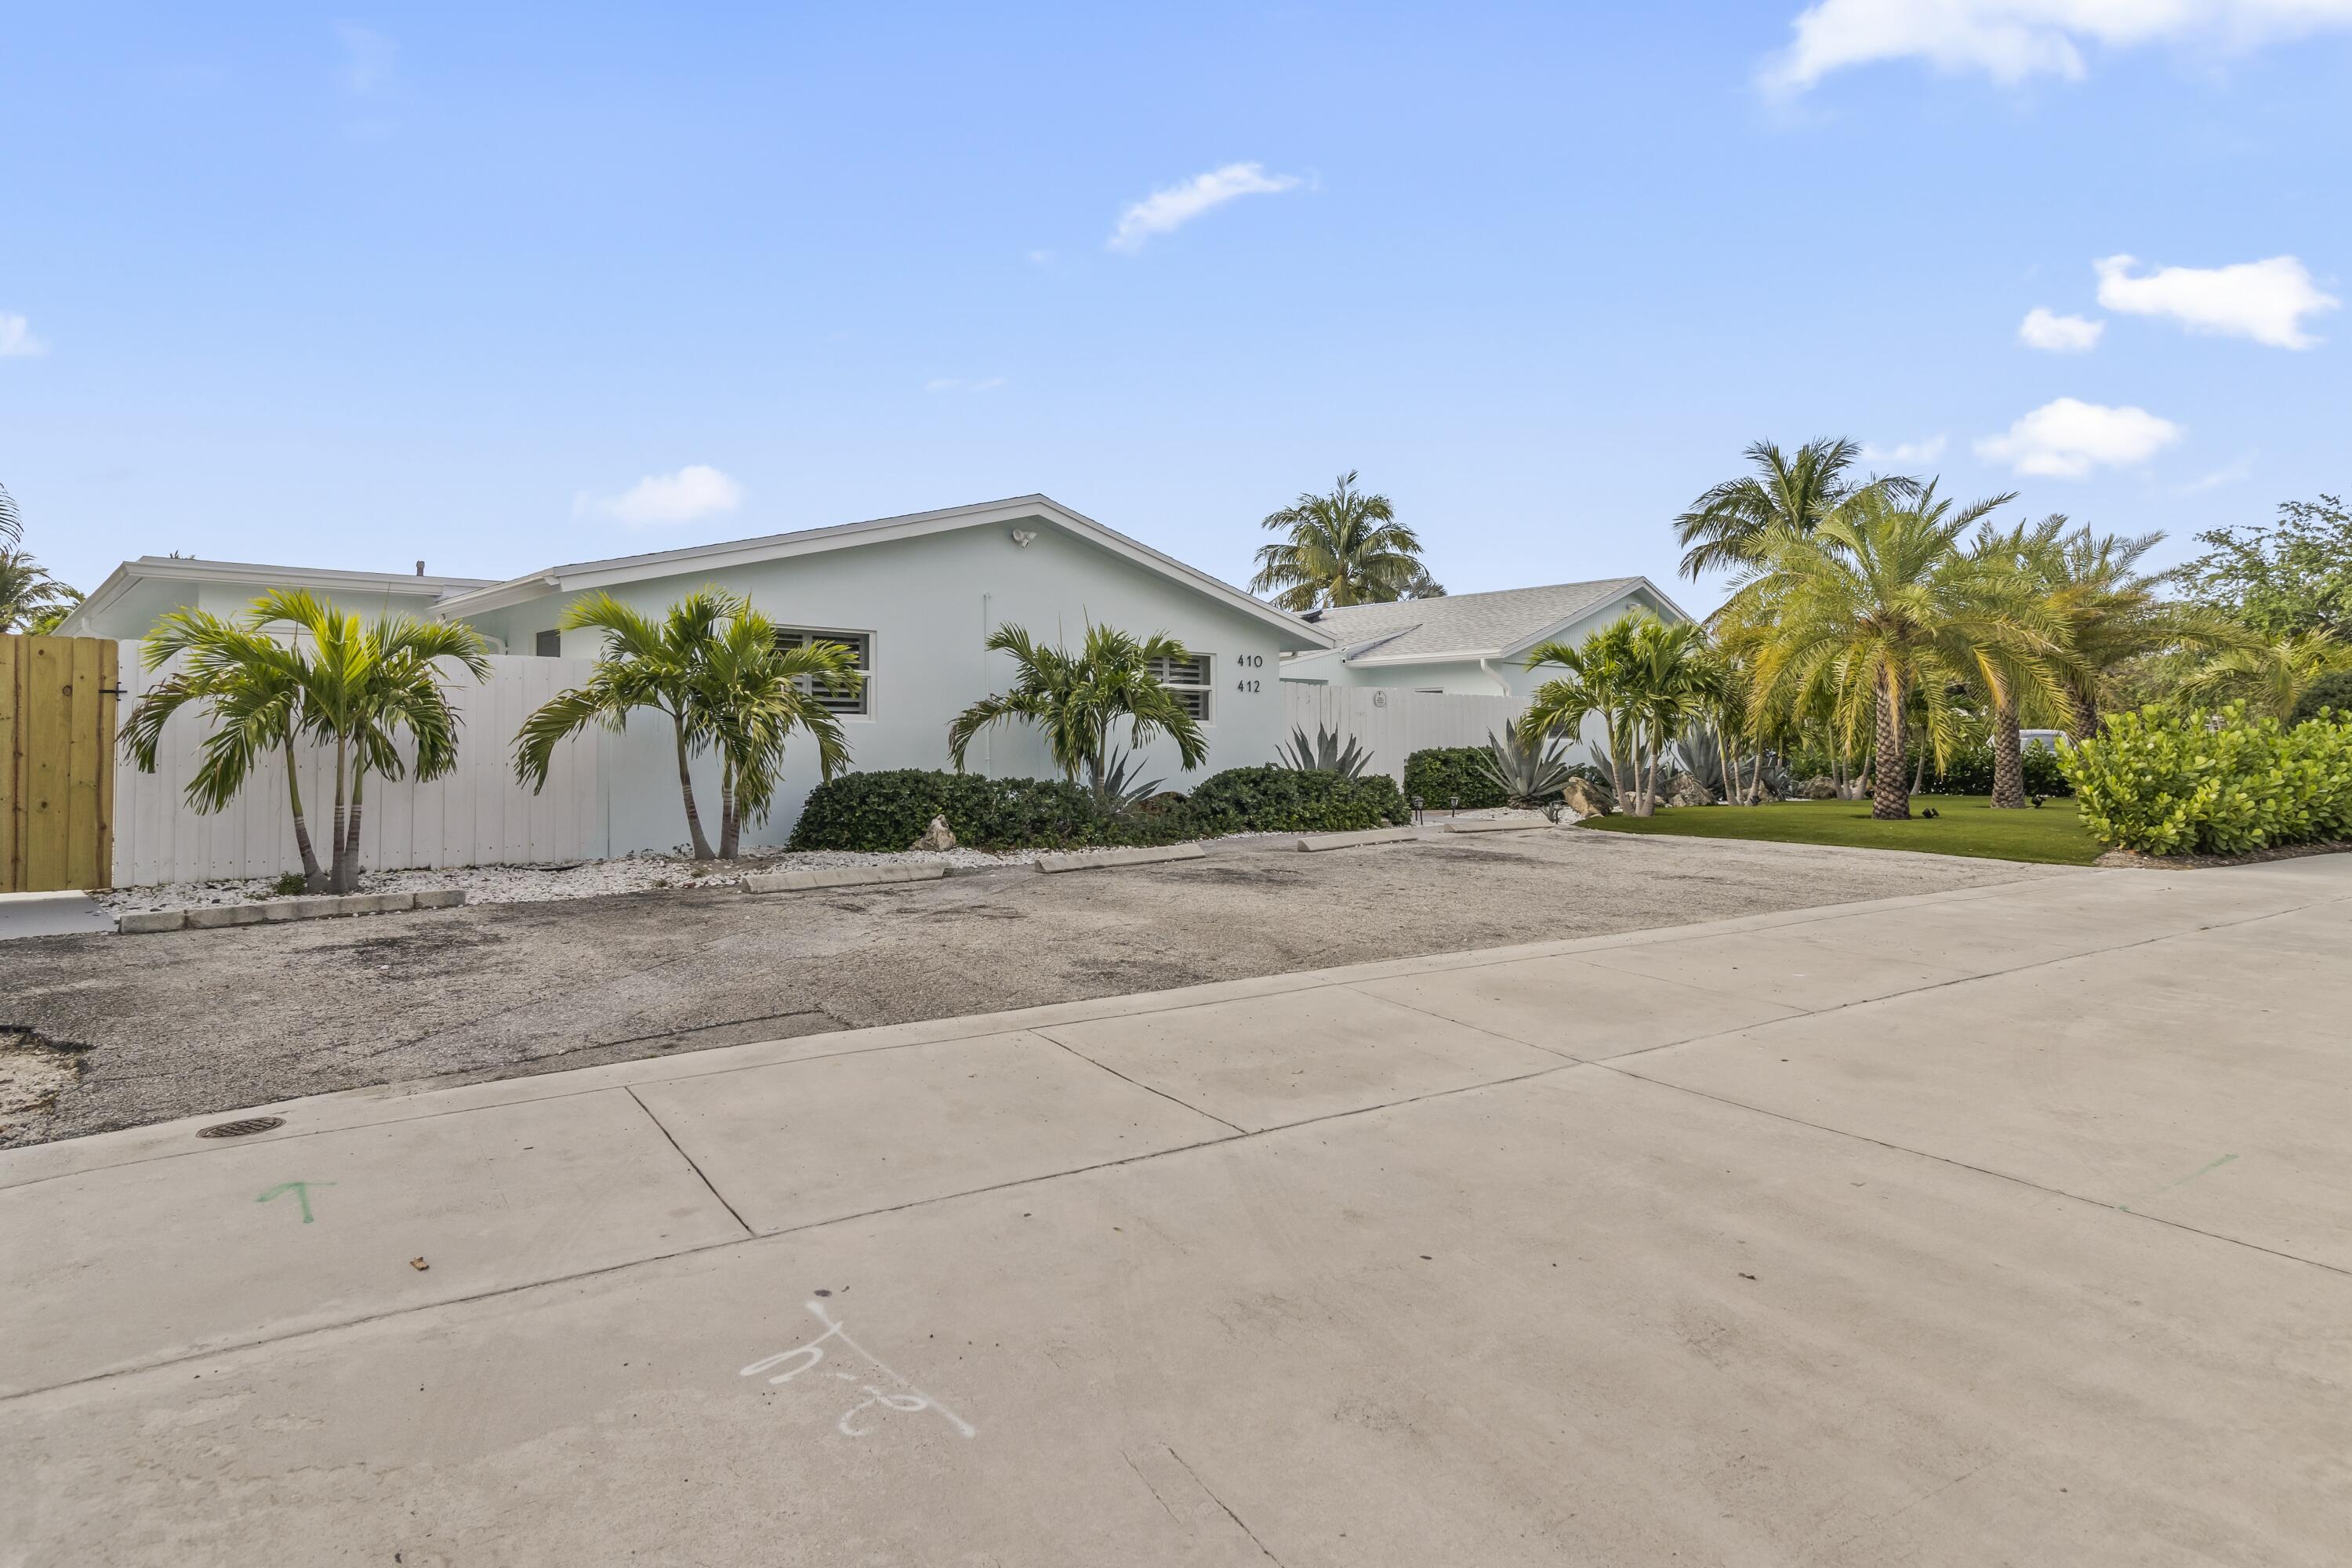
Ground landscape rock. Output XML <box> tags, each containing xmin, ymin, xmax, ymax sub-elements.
<box><xmin>1561</xmin><ymin>779</ymin><xmax>1611</xmax><ymax>818</ymax></box>
<box><xmin>1668</xmin><ymin>775</ymin><xmax>1715</xmax><ymax>808</ymax></box>
<box><xmin>1801</xmin><ymin>776</ymin><xmax>1839</xmax><ymax>800</ymax></box>
<box><xmin>909</xmin><ymin>815</ymin><xmax>958</xmax><ymax>852</ymax></box>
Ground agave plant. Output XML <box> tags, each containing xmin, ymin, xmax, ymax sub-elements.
<box><xmin>1474</xmin><ymin>728</ymin><xmax>1574</xmax><ymax>808</ymax></box>
<box><xmin>1084</xmin><ymin>748</ymin><xmax>1164</xmax><ymax>813</ymax></box>
<box><xmin>1276</xmin><ymin>721</ymin><xmax>1373</xmax><ymax>779</ymax></box>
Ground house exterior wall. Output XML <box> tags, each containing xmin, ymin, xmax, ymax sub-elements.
<box><xmin>65</xmin><ymin>575</ymin><xmax>468</xmax><ymax>640</ymax></box>
<box><xmin>451</xmin><ymin>520</ymin><xmax>1301</xmax><ymax>852</ymax></box>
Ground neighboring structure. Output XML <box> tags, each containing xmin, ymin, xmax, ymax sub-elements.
<box><xmin>76</xmin><ymin>495</ymin><xmax>1334</xmax><ymax>854</ymax></box>
<box><xmin>60</xmin><ymin>557</ymin><xmax>495</xmax><ymax>639</ymax></box>
<box><xmin>1278</xmin><ymin>577</ymin><xmax>1693</xmax><ymax>700</ymax></box>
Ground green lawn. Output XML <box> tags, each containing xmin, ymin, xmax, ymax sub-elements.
<box><xmin>1578</xmin><ymin>794</ymin><xmax>2103</xmax><ymax>866</ymax></box>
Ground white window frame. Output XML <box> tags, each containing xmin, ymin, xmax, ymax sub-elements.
<box><xmin>776</xmin><ymin>626</ymin><xmax>875</xmax><ymax>719</ymax></box>
<box><xmin>1150</xmin><ymin>652</ymin><xmax>1214</xmax><ymax>724</ymax></box>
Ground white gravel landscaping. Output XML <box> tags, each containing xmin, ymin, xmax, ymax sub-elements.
<box><xmin>93</xmin><ymin>844</ymin><xmax>1049</xmax><ymax>916</ymax></box>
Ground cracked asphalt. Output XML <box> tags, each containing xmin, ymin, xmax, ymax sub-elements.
<box><xmin>0</xmin><ymin>826</ymin><xmax>2067</xmax><ymax>1147</ymax></box>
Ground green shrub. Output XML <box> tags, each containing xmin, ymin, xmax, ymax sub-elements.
<box><xmin>1182</xmin><ymin>766</ymin><xmax>1410</xmax><ymax>835</ymax></box>
<box><xmin>2290</xmin><ymin>670</ymin><xmax>2352</xmax><ymax>727</ymax></box>
<box><xmin>789</xmin><ymin>769</ymin><xmax>1119</xmax><ymax>852</ymax></box>
<box><xmin>2060</xmin><ymin>703</ymin><xmax>2352</xmax><ymax>856</ymax></box>
<box><xmin>1403</xmin><ymin>747</ymin><xmax>1508</xmax><ymax>810</ymax></box>
<box><xmin>1900</xmin><ymin>739</ymin><xmax>2072</xmax><ymax>797</ymax></box>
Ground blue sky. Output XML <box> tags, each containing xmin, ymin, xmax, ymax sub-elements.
<box><xmin>4</xmin><ymin>2</ymin><xmax>2347</xmax><ymax>613</ymax></box>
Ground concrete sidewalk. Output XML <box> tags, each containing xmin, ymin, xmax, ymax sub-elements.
<box><xmin>3</xmin><ymin>857</ymin><xmax>2349</xmax><ymax>1564</ymax></box>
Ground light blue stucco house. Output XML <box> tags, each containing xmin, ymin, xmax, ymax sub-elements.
<box><xmin>68</xmin><ymin>495</ymin><xmax>1334</xmax><ymax>850</ymax></box>
<box><xmin>1278</xmin><ymin>576</ymin><xmax>1693</xmax><ymax>701</ymax></box>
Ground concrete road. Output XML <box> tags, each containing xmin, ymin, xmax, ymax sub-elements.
<box><xmin>3</xmin><ymin>857</ymin><xmax>2348</xmax><ymax>1565</ymax></box>
<box><xmin>0</xmin><ymin>826</ymin><xmax>2064</xmax><ymax>1147</ymax></box>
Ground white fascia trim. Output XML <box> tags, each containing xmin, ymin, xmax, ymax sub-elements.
<box><xmin>436</xmin><ymin>495</ymin><xmax>1335</xmax><ymax>649</ymax></box>
<box><xmin>71</xmin><ymin>557</ymin><xmax>494</xmax><ymax>622</ymax></box>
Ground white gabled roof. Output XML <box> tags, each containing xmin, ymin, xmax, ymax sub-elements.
<box><xmin>1301</xmin><ymin>576</ymin><xmax>1691</xmax><ymax>665</ymax></box>
<box><xmin>68</xmin><ymin>555</ymin><xmax>497</xmax><ymax>630</ymax></box>
<box><xmin>434</xmin><ymin>493</ymin><xmax>1333</xmax><ymax>650</ymax></box>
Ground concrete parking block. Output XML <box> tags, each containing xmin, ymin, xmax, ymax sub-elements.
<box><xmin>411</xmin><ymin>887</ymin><xmax>468</xmax><ymax>909</ymax></box>
<box><xmin>1295</xmin><ymin>826</ymin><xmax>1418</xmax><ymax>852</ymax></box>
<box><xmin>1443</xmin><ymin>816</ymin><xmax>1554</xmax><ymax>834</ymax></box>
<box><xmin>183</xmin><ymin>903</ymin><xmax>265</xmax><ymax>929</ymax></box>
<box><xmin>1040</xmin><ymin>984</ymin><xmax>1563</xmax><ymax>1130</ymax></box>
<box><xmin>742</xmin><ymin>863</ymin><xmax>949</xmax><ymax>894</ymax></box>
<box><xmin>112</xmin><ymin>909</ymin><xmax>186</xmax><ymax>935</ymax></box>
<box><xmin>1034</xmin><ymin>844</ymin><xmax>1207</xmax><ymax>873</ymax></box>
<box><xmin>0</xmin><ymin>1088</ymin><xmax>746</xmax><ymax>1396</ymax></box>
<box><xmin>631</xmin><ymin>1031</ymin><xmax>1231</xmax><ymax>1232</ymax></box>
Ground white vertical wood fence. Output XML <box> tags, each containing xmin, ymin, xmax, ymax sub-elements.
<box><xmin>1279</xmin><ymin>682</ymin><xmax>1527</xmax><ymax>783</ymax></box>
<box><xmin>113</xmin><ymin>651</ymin><xmax>614</xmax><ymax>887</ymax></box>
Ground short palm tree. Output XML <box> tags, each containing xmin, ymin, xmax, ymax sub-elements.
<box><xmin>122</xmin><ymin>590</ymin><xmax>491</xmax><ymax>891</ymax></box>
<box><xmin>514</xmin><ymin>590</ymin><xmax>738</xmax><ymax>859</ymax></box>
<box><xmin>1521</xmin><ymin>613</ymin><xmax>1642</xmax><ymax>807</ymax></box>
<box><xmin>0</xmin><ymin>481</ymin><xmax>81</xmax><ymax>633</ymax></box>
<box><xmin>1673</xmin><ymin>437</ymin><xmax>1907</xmax><ymax>581</ymax></box>
<box><xmin>2029</xmin><ymin>526</ymin><xmax>2244</xmax><ymax>740</ymax></box>
<box><xmin>691</xmin><ymin>605</ymin><xmax>858</xmax><ymax>858</ymax></box>
<box><xmin>1620</xmin><ymin>618</ymin><xmax>1725</xmax><ymax>813</ymax></box>
<box><xmin>2172</xmin><ymin>630</ymin><xmax>2352</xmax><ymax>720</ymax></box>
<box><xmin>1743</xmin><ymin>485</ymin><xmax>2063</xmax><ymax>821</ymax></box>
<box><xmin>1250</xmin><ymin>472</ymin><xmax>1441</xmax><ymax>611</ymax></box>
<box><xmin>948</xmin><ymin>622</ymin><xmax>1207</xmax><ymax>808</ymax></box>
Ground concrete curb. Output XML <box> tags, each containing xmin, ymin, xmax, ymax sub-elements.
<box><xmin>1035</xmin><ymin>844</ymin><xmax>1207</xmax><ymax>875</ymax></box>
<box><xmin>742</xmin><ymin>864</ymin><xmax>949</xmax><ymax>895</ymax></box>
<box><xmin>1296</xmin><ymin>827</ymin><xmax>1419</xmax><ymax>853</ymax></box>
<box><xmin>1443</xmin><ymin>817</ymin><xmax>1558</xmax><ymax>835</ymax></box>
<box><xmin>115</xmin><ymin>888</ymin><xmax>464</xmax><ymax>935</ymax></box>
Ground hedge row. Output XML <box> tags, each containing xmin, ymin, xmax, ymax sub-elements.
<box><xmin>1402</xmin><ymin>747</ymin><xmax>1508</xmax><ymax>811</ymax></box>
<box><xmin>787</xmin><ymin>766</ymin><xmax>1410</xmax><ymax>853</ymax></box>
<box><xmin>1900</xmin><ymin>739</ymin><xmax>2074</xmax><ymax>797</ymax></box>
<box><xmin>2060</xmin><ymin>704</ymin><xmax>2352</xmax><ymax>856</ymax></box>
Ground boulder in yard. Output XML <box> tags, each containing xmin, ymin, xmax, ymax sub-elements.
<box><xmin>1801</xmin><ymin>775</ymin><xmax>1839</xmax><ymax>800</ymax></box>
<box><xmin>1669</xmin><ymin>775</ymin><xmax>1715</xmax><ymax>808</ymax></box>
<box><xmin>909</xmin><ymin>815</ymin><xmax>958</xmax><ymax>852</ymax></box>
<box><xmin>1561</xmin><ymin>778</ymin><xmax>1611</xmax><ymax>817</ymax></box>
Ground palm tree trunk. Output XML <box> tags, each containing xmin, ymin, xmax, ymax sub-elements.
<box><xmin>284</xmin><ymin>736</ymin><xmax>325</xmax><ymax>891</ymax></box>
<box><xmin>2069</xmin><ymin>684</ymin><xmax>2101</xmax><ymax>745</ymax></box>
<box><xmin>672</xmin><ymin>713</ymin><xmax>714</xmax><ymax>861</ymax></box>
<box><xmin>718</xmin><ymin>754</ymin><xmax>741</xmax><ymax>860</ymax></box>
<box><xmin>1990</xmin><ymin>698</ymin><xmax>2027</xmax><ymax>809</ymax></box>
<box><xmin>1910</xmin><ymin>744</ymin><xmax>1927</xmax><ymax>799</ymax></box>
<box><xmin>1872</xmin><ymin>675</ymin><xmax>1910</xmax><ymax>820</ymax></box>
<box><xmin>328</xmin><ymin>735</ymin><xmax>350</xmax><ymax>888</ymax></box>
<box><xmin>336</xmin><ymin>766</ymin><xmax>368</xmax><ymax>892</ymax></box>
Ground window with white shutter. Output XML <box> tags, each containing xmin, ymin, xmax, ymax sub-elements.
<box><xmin>775</xmin><ymin>628</ymin><xmax>873</xmax><ymax>716</ymax></box>
<box><xmin>1148</xmin><ymin>652</ymin><xmax>1213</xmax><ymax>721</ymax></box>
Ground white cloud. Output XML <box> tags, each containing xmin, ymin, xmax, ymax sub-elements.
<box><xmin>1860</xmin><ymin>435</ymin><xmax>1947</xmax><ymax>464</ymax></box>
<box><xmin>579</xmin><ymin>465</ymin><xmax>744</xmax><ymax>528</ymax></box>
<box><xmin>1762</xmin><ymin>0</ymin><xmax>2352</xmax><ymax>93</ymax></box>
<box><xmin>1109</xmin><ymin>162</ymin><xmax>1303</xmax><ymax>252</ymax></box>
<box><xmin>2019</xmin><ymin>307</ymin><xmax>2104</xmax><ymax>352</ymax></box>
<box><xmin>2181</xmin><ymin>454</ymin><xmax>2256</xmax><ymax>492</ymax></box>
<box><xmin>0</xmin><ymin>313</ymin><xmax>45</xmax><ymax>358</ymax></box>
<box><xmin>1975</xmin><ymin>397</ymin><xmax>2183</xmax><ymax>478</ymax></box>
<box><xmin>2092</xmin><ymin>253</ymin><xmax>2339</xmax><ymax>349</ymax></box>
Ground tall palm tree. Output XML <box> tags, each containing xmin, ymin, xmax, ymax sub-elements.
<box><xmin>1250</xmin><ymin>472</ymin><xmax>1440</xmax><ymax>612</ymax></box>
<box><xmin>1673</xmin><ymin>437</ymin><xmax>1910</xmax><ymax>580</ymax></box>
<box><xmin>514</xmin><ymin>590</ymin><xmax>738</xmax><ymax>859</ymax></box>
<box><xmin>122</xmin><ymin>590</ymin><xmax>491</xmax><ymax>891</ymax></box>
<box><xmin>1743</xmin><ymin>484</ymin><xmax>2062</xmax><ymax>820</ymax></box>
<box><xmin>2172</xmin><ymin>630</ymin><xmax>2352</xmax><ymax>720</ymax></box>
<box><xmin>1960</xmin><ymin>515</ymin><xmax>2085</xmax><ymax>808</ymax></box>
<box><xmin>0</xmin><ymin>481</ymin><xmax>82</xmax><ymax>633</ymax></box>
<box><xmin>948</xmin><ymin>622</ymin><xmax>1207</xmax><ymax>808</ymax></box>
<box><xmin>691</xmin><ymin>605</ymin><xmax>858</xmax><ymax>858</ymax></box>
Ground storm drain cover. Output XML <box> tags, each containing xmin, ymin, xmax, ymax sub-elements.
<box><xmin>198</xmin><ymin>1116</ymin><xmax>285</xmax><ymax>1138</ymax></box>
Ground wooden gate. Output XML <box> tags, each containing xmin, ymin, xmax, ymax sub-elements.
<box><xmin>1</xmin><ymin>635</ymin><xmax>118</xmax><ymax>892</ymax></box>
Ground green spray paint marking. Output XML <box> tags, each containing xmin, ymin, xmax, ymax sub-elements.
<box><xmin>2117</xmin><ymin>1154</ymin><xmax>2235</xmax><ymax>1214</ymax></box>
<box><xmin>256</xmin><ymin>1181</ymin><xmax>336</xmax><ymax>1224</ymax></box>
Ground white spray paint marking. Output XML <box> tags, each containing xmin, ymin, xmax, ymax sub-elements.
<box><xmin>739</xmin><ymin>1300</ymin><xmax>977</xmax><ymax>1440</ymax></box>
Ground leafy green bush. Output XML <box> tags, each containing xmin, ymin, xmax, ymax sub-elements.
<box><xmin>2290</xmin><ymin>670</ymin><xmax>2352</xmax><ymax>727</ymax></box>
<box><xmin>1403</xmin><ymin>747</ymin><xmax>1508</xmax><ymax>810</ymax></box>
<box><xmin>1900</xmin><ymin>739</ymin><xmax>2072</xmax><ymax>797</ymax></box>
<box><xmin>789</xmin><ymin>770</ymin><xmax>1123</xmax><ymax>852</ymax></box>
<box><xmin>2060</xmin><ymin>703</ymin><xmax>2352</xmax><ymax>856</ymax></box>
<box><xmin>1181</xmin><ymin>766</ymin><xmax>1410</xmax><ymax>835</ymax></box>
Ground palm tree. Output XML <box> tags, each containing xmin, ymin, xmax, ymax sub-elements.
<box><xmin>1673</xmin><ymin>437</ymin><xmax>1907</xmax><ymax>581</ymax></box>
<box><xmin>1521</xmin><ymin>614</ymin><xmax>1640</xmax><ymax>806</ymax></box>
<box><xmin>691</xmin><ymin>605</ymin><xmax>858</xmax><ymax>858</ymax></box>
<box><xmin>1961</xmin><ymin>515</ymin><xmax>2084</xmax><ymax>808</ymax></box>
<box><xmin>2172</xmin><ymin>630</ymin><xmax>2352</xmax><ymax>720</ymax></box>
<box><xmin>1742</xmin><ymin>484</ymin><xmax>2062</xmax><ymax>821</ymax></box>
<box><xmin>1250</xmin><ymin>472</ymin><xmax>1440</xmax><ymax>611</ymax></box>
<box><xmin>122</xmin><ymin>590</ymin><xmax>491</xmax><ymax>891</ymax></box>
<box><xmin>0</xmin><ymin>481</ymin><xmax>82</xmax><ymax>633</ymax></box>
<box><xmin>1621</xmin><ymin>618</ymin><xmax>1723</xmax><ymax>813</ymax></box>
<box><xmin>514</xmin><ymin>590</ymin><xmax>737</xmax><ymax>860</ymax></box>
<box><xmin>948</xmin><ymin>622</ymin><xmax>1207</xmax><ymax>808</ymax></box>
<box><xmin>2029</xmin><ymin>526</ymin><xmax>2244</xmax><ymax>741</ymax></box>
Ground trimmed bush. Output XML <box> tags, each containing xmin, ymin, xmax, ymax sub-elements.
<box><xmin>2060</xmin><ymin>703</ymin><xmax>2352</xmax><ymax>856</ymax></box>
<box><xmin>2290</xmin><ymin>670</ymin><xmax>2352</xmax><ymax>727</ymax></box>
<box><xmin>1403</xmin><ymin>746</ymin><xmax>1508</xmax><ymax>811</ymax></box>
<box><xmin>1184</xmin><ymin>765</ymin><xmax>1410</xmax><ymax>835</ymax></box>
<box><xmin>789</xmin><ymin>770</ymin><xmax>1122</xmax><ymax>852</ymax></box>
